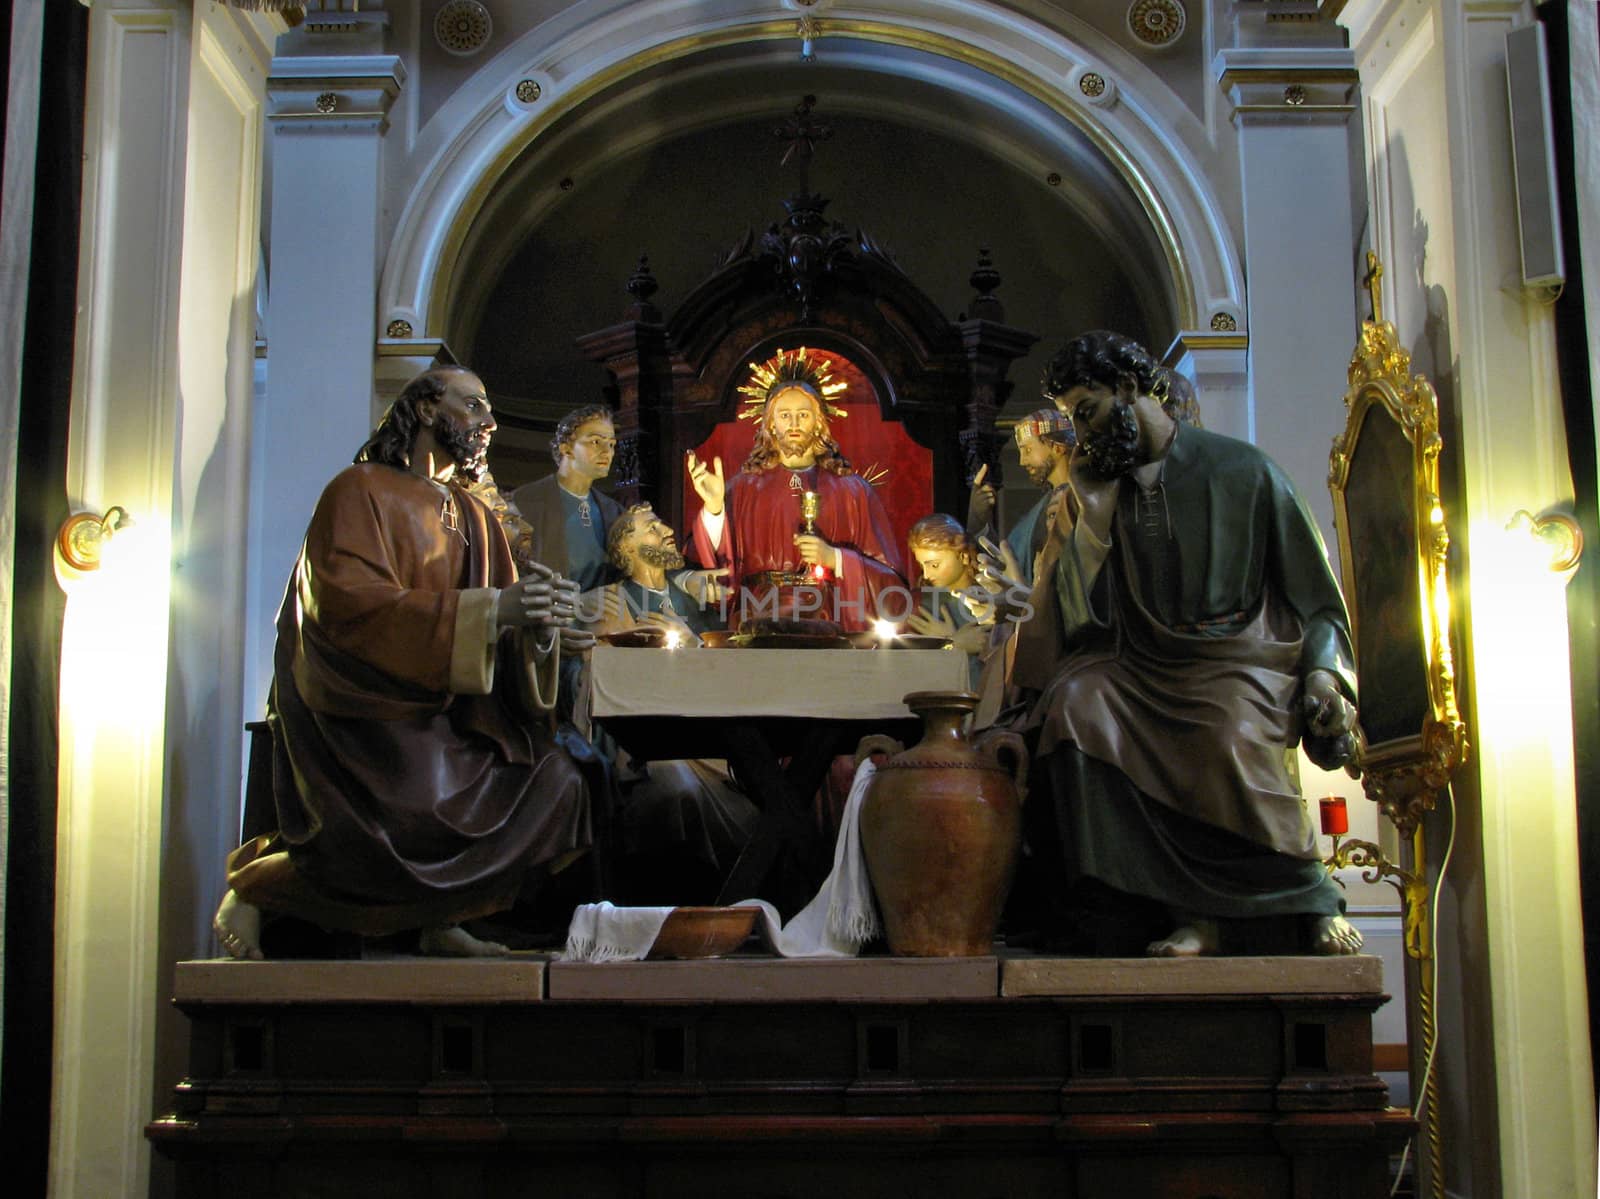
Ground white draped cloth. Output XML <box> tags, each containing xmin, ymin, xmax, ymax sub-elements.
<box><xmin>561</xmin><ymin>761</ymin><xmax>881</xmax><ymax>961</ymax></box>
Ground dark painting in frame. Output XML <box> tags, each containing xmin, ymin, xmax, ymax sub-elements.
<box><xmin>1328</xmin><ymin>256</ymin><xmax>1467</xmax><ymax>830</ymax></box>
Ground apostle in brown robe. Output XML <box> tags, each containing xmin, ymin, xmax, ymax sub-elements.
<box><xmin>214</xmin><ymin>367</ymin><xmax>595</xmax><ymax>958</ymax></box>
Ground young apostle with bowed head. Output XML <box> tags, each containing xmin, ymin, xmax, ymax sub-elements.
<box><xmin>902</xmin><ymin>513</ymin><xmax>994</xmax><ymax>687</ymax></box>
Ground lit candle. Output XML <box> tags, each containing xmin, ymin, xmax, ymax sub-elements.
<box><xmin>1319</xmin><ymin>796</ymin><xmax>1349</xmax><ymax>836</ymax></box>
<box><xmin>663</xmin><ymin>627</ymin><xmax>685</xmax><ymax>651</ymax></box>
<box><xmin>873</xmin><ymin>618</ymin><xmax>899</xmax><ymax>642</ymax></box>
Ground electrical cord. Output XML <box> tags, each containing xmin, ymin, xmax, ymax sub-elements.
<box><xmin>1390</xmin><ymin>782</ymin><xmax>1457</xmax><ymax>1197</ymax></box>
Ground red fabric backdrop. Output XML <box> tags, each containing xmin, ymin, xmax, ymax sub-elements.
<box><xmin>682</xmin><ymin>356</ymin><xmax>934</xmax><ymax>570</ymax></box>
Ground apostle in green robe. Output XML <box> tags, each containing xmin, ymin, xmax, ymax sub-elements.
<box><xmin>1019</xmin><ymin>330</ymin><xmax>1362</xmax><ymax>957</ymax></box>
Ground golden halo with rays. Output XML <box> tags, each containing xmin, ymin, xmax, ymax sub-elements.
<box><xmin>736</xmin><ymin>346</ymin><xmax>849</xmax><ymax>422</ymax></box>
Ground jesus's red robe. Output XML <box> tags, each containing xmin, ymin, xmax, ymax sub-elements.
<box><xmin>692</xmin><ymin>465</ymin><xmax>906</xmax><ymax>631</ymax></box>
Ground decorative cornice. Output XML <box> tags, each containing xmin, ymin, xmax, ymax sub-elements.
<box><xmin>375</xmin><ymin>335</ymin><xmax>456</xmax><ymax>364</ymax></box>
<box><xmin>267</xmin><ymin>54</ymin><xmax>406</xmax><ymax>132</ymax></box>
<box><xmin>1215</xmin><ymin>45</ymin><xmax>1358</xmax><ymax>121</ymax></box>
<box><xmin>1164</xmin><ymin>329</ymin><xmax>1249</xmax><ymax>355</ymax></box>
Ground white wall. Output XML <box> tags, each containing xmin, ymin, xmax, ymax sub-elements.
<box><xmin>1344</xmin><ymin>1</ymin><xmax>1597</xmax><ymax>1195</ymax></box>
<box><xmin>53</xmin><ymin>3</ymin><xmax>277</xmax><ymax>1195</ymax></box>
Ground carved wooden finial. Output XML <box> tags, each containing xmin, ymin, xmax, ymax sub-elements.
<box><xmin>1363</xmin><ymin>250</ymin><xmax>1385</xmax><ymax>325</ymax></box>
<box><xmin>968</xmin><ymin>247</ymin><xmax>1004</xmax><ymax>322</ymax></box>
<box><xmin>625</xmin><ymin>253</ymin><xmax>661</xmax><ymax>322</ymax></box>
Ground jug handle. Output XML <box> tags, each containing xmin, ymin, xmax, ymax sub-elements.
<box><xmin>854</xmin><ymin>734</ymin><xmax>904</xmax><ymax>768</ymax></box>
<box><xmin>975</xmin><ymin>729</ymin><xmax>1029</xmax><ymax>804</ymax></box>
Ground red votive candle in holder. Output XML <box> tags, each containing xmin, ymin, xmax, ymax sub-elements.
<box><xmin>1319</xmin><ymin>796</ymin><xmax>1349</xmax><ymax>836</ymax></box>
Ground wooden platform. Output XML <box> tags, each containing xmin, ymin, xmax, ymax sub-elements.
<box><xmin>149</xmin><ymin>952</ymin><xmax>1413</xmax><ymax>1198</ymax></box>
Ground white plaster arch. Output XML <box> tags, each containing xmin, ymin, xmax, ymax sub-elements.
<box><xmin>379</xmin><ymin>0</ymin><xmax>1246</xmax><ymax>339</ymax></box>
<box><xmin>443</xmin><ymin>40</ymin><xmax>1180</xmax><ymax>363</ymax></box>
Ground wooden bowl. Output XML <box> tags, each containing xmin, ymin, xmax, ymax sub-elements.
<box><xmin>892</xmin><ymin>634</ymin><xmax>953</xmax><ymax>650</ymax></box>
<box><xmin>598</xmin><ymin>628</ymin><xmax>667</xmax><ymax>648</ymax></box>
<box><xmin>646</xmin><ymin>906</ymin><xmax>761</xmax><ymax>959</ymax></box>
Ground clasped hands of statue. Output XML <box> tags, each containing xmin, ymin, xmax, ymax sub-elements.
<box><xmin>687</xmin><ymin>450</ymin><xmax>844</xmax><ymax>573</ymax></box>
<box><xmin>495</xmin><ymin>560</ymin><xmax>596</xmax><ymax>651</ymax></box>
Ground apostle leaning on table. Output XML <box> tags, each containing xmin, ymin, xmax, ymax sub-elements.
<box><xmin>213</xmin><ymin>366</ymin><xmax>598</xmax><ymax>960</ymax></box>
<box><xmin>580</xmin><ymin>503</ymin><xmax>755</xmax><ymax>903</ymax></box>
<box><xmin>585</xmin><ymin>502</ymin><xmax>721</xmax><ymax>640</ymax></box>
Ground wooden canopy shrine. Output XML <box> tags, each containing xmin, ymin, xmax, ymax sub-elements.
<box><xmin>575</xmin><ymin>117</ymin><xmax>1038</xmax><ymax>536</ymax></box>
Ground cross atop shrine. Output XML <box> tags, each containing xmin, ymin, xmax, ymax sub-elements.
<box><xmin>1362</xmin><ymin>250</ymin><xmax>1385</xmax><ymax>325</ymax></box>
<box><xmin>773</xmin><ymin>94</ymin><xmax>833</xmax><ymax>191</ymax></box>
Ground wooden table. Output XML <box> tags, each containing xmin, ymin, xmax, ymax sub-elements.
<box><xmin>588</xmin><ymin>644</ymin><xmax>971</xmax><ymax>913</ymax></box>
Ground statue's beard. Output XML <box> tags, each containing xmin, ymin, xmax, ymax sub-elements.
<box><xmin>435</xmin><ymin>412</ymin><xmax>490</xmax><ymax>482</ymax></box>
<box><xmin>1081</xmin><ymin>401</ymin><xmax>1141</xmax><ymax>480</ymax></box>
<box><xmin>636</xmin><ymin>543</ymin><xmax>685</xmax><ymax>570</ymax></box>
<box><xmin>774</xmin><ymin>429</ymin><xmax>824</xmax><ymax>463</ymax></box>
<box><xmin>1023</xmin><ymin>458</ymin><xmax>1053</xmax><ymax>487</ymax></box>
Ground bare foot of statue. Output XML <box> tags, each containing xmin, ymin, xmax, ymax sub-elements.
<box><xmin>418</xmin><ymin>925</ymin><xmax>510</xmax><ymax>957</ymax></box>
<box><xmin>213</xmin><ymin>890</ymin><xmax>264</xmax><ymax>961</ymax></box>
<box><xmin>1146</xmin><ymin>918</ymin><xmax>1220</xmax><ymax>957</ymax></box>
<box><xmin>1311</xmin><ymin>914</ymin><xmax>1364</xmax><ymax>955</ymax></box>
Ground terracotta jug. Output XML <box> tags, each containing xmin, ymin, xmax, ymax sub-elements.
<box><xmin>855</xmin><ymin>690</ymin><xmax>1028</xmax><ymax>956</ymax></box>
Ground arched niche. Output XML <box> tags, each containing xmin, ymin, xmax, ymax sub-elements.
<box><xmin>378</xmin><ymin>1</ymin><xmax>1246</xmax><ymax>386</ymax></box>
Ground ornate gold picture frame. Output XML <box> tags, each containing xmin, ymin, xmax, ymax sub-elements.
<box><xmin>1327</xmin><ymin>255</ymin><xmax>1470</xmax><ymax>1199</ymax></box>
<box><xmin>1327</xmin><ymin>255</ymin><xmax>1468</xmax><ymax>834</ymax></box>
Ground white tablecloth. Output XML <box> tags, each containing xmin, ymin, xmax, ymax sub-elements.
<box><xmin>588</xmin><ymin>645</ymin><xmax>971</xmax><ymax>720</ymax></box>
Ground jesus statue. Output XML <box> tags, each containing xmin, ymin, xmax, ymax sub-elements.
<box><xmin>687</xmin><ymin>347</ymin><xmax>905</xmax><ymax>631</ymax></box>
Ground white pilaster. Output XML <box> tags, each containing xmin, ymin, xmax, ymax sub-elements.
<box><xmin>55</xmin><ymin>4</ymin><xmax>188</xmax><ymax>1196</ymax></box>
<box><xmin>1437</xmin><ymin>4</ymin><xmax>1595</xmax><ymax>1196</ymax></box>
<box><xmin>1216</xmin><ymin>44</ymin><xmax>1362</xmax><ymax>541</ymax></box>
<box><xmin>53</xmin><ymin>5</ymin><xmax>280</xmax><ymax>1196</ymax></box>
<box><xmin>54</xmin><ymin>4</ymin><xmax>181</xmax><ymax>1190</ymax></box>
<box><xmin>1343</xmin><ymin>1</ymin><xmax>1596</xmax><ymax>1194</ymax></box>
<box><xmin>1163</xmin><ymin>329</ymin><xmax>1251</xmax><ymax>443</ymax></box>
<box><xmin>244</xmin><ymin>48</ymin><xmax>404</xmax><ymax>736</ymax></box>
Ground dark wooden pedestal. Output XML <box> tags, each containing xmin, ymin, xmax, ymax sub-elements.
<box><xmin>148</xmin><ymin>954</ymin><xmax>1413</xmax><ymax>1198</ymax></box>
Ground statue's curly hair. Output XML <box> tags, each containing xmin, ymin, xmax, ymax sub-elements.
<box><xmin>907</xmin><ymin>513</ymin><xmax>977</xmax><ymax>582</ymax></box>
<box><xmin>606</xmin><ymin>502</ymin><xmax>654</xmax><ymax>572</ymax></box>
<box><xmin>1042</xmin><ymin>330</ymin><xmax>1170</xmax><ymax>409</ymax></box>
<box><xmin>355</xmin><ymin>366</ymin><xmax>470</xmax><ymax>469</ymax></box>
<box><xmin>742</xmin><ymin>385</ymin><xmax>853</xmax><ymax>476</ymax></box>
<box><xmin>551</xmin><ymin>404</ymin><xmax>615</xmax><ymax>463</ymax></box>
